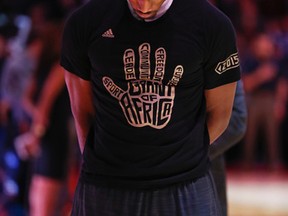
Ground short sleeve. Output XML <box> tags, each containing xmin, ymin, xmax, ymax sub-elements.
<box><xmin>203</xmin><ymin>9</ymin><xmax>241</xmax><ymax>89</ymax></box>
<box><xmin>60</xmin><ymin>9</ymin><xmax>91</xmax><ymax>80</ymax></box>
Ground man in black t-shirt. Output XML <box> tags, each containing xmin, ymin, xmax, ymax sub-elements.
<box><xmin>61</xmin><ymin>0</ymin><xmax>240</xmax><ymax>215</ymax></box>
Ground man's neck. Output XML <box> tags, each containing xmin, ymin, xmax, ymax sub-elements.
<box><xmin>127</xmin><ymin>0</ymin><xmax>174</xmax><ymax>22</ymax></box>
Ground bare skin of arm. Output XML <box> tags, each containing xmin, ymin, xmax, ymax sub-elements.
<box><xmin>35</xmin><ymin>63</ymin><xmax>66</xmax><ymax>126</ymax></box>
<box><xmin>64</xmin><ymin>71</ymin><xmax>95</xmax><ymax>153</ymax></box>
<box><xmin>205</xmin><ymin>82</ymin><xmax>237</xmax><ymax>144</ymax></box>
<box><xmin>23</xmin><ymin>63</ymin><xmax>66</xmax><ymax>132</ymax></box>
<box><xmin>17</xmin><ymin>62</ymin><xmax>66</xmax><ymax>159</ymax></box>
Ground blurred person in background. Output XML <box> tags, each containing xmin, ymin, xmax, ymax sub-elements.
<box><xmin>237</xmin><ymin>0</ymin><xmax>263</xmax><ymax>47</ymax></box>
<box><xmin>0</xmin><ymin>13</ymin><xmax>33</xmax><ymax>215</ymax></box>
<box><xmin>277</xmin><ymin>15</ymin><xmax>288</xmax><ymax>166</ymax></box>
<box><xmin>14</xmin><ymin>2</ymin><xmax>73</xmax><ymax>216</ymax></box>
<box><xmin>0</xmin><ymin>0</ymin><xmax>82</xmax><ymax>216</ymax></box>
<box><xmin>0</xmin><ymin>0</ymin><xmax>85</xmax><ymax>215</ymax></box>
<box><xmin>242</xmin><ymin>33</ymin><xmax>287</xmax><ymax>170</ymax></box>
<box><xmin>0</xmin><ymin>13</ymin><xmax>34</xmax><ymax>144</ymax></box>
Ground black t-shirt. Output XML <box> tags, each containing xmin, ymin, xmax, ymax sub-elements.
<box><xmin>61</xmin><ymin>0</ymin><xmax>240</xmax><ymax>189</ymax></box>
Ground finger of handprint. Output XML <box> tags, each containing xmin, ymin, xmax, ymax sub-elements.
<box><xmin>139</xmin><ymin>43</ymin><xmax>151</xmax><ymax>80</ymax></box>
<box><xmin>153</xmin><ymin>47</ymin><xmax>166</xmax><ymax>82</ymax></box>
<box><xmin>102</xmin><ymin>76</ymin><xmax>125</xmax><ymax>100</ymax></box>
<box><xmin>123</xmin><ymin>49</ymin><xmax>136</xmax><ymax>81</ymax></box>
<box><xmin>168</xmin><ymin>65</ymin><xmax>184</xmax><ymax>86</ymax></box>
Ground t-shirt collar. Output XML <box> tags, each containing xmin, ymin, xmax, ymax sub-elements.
<box><xmin>126</xmin><ymin>0</ymin><xmax>173</xmax><ymax>22</ymax></box>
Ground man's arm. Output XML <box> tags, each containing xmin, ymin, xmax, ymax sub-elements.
<box><xmin>205</xmin><ymin>82</ymin><xmax>237</xmax><ymax>144</ymax></box>
<box><xmin>15</xmin><ymin>63</ymin><xmax>68</xmax><ymax>159</ymax></box>
<box><xmin>209</xmin><ymin>81</ymin><xmax>247</xmax><ymax>160</ymax></box>
<box><xmin>64</xmin><ymin>71</ymin><xmax>95</xmax><ymax>153</ymax></box>
<box><xmin>32</xmin><ymin>63</ymin><xmax>66</xmax><ymax>128</ymax></box>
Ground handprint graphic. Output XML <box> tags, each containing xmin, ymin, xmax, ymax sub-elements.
<box><xmin>103</xmin><ymin>43</ymin><xmax>184</xmax><ymax>129</ymax></box>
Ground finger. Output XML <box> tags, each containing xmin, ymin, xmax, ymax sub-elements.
<box><xmin>123</xmin><ymin>49</ymin><xmax>136</xmax><ymax>81</ymax></box>
<box><xmin>153</xmin><ymin>47</ymin><xmax>166</xmax><ymax>82</ymax></box>
<box><xmin>139</xmin><ymin>43</ymin><xmax>151</xmax><ymax>80</ymax></box>
<box><xmin>102</xmin><ymin>76</ymin><xmax>125</xmax><ymax>100</ymax></box>
<box><xmin>168</xmin><ymin>65</ymin><xmax>184</xmax><ymax>86</ymax></box>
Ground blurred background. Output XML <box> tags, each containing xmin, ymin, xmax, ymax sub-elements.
<box><xmin>0</xmin><ymin>0</ymin><xmax>288</xmax><ymax>215</ymax></box>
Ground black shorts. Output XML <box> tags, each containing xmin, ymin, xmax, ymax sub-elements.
<box><xmin>33</xmin><ymin>124</ymin><xmax>70</xmax><ymax>180</ymax></box>
<box><xmin>71</xmin><ymin>170</ymin><xmax>222</xmax><ymax>216</ymax></box>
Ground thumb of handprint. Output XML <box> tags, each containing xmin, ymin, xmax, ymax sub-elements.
<box><xmin>103</xmin><ymin>43</ymin><xmax>184</xmax><ymax>129</ymax></box>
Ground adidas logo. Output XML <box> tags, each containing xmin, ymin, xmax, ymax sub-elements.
<box><xmin>102</xmin><ymin>29</ymin><xmax>115</xmax><ymax>38</ymax></box>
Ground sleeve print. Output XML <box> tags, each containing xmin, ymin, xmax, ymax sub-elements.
<box><xmin>203</xmin><ymin>12</ymin><xmax>241</xmax><ymax>89</ymax></box>
<box><xmin>215</xmin><ymin>52</ymin><xmax>240</xmax><ymax>74</ymax></box>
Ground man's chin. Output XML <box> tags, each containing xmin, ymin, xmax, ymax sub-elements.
<box><xmin>135</xmin><ymin>12</ymin><xmax>157</xmax><ymax>20</ymax></box>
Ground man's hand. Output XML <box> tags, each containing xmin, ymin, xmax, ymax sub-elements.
<box><xmin>14</xmin><ymin>132</ymin><xmax>41</xmax><ymax>160</ymax></box>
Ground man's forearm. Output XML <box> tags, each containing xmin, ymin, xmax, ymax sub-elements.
<box><xmin>64</xmin><ymin>70</ymin><xmax>95</xmax><ymax>154</ymax></box>
<box><xmin>35</xmin><ymin>63</ymin><xmax>65</xmax><ymax>127</ymax></box>
<box><xmin>209</xmin><ymin>81</ymin><xmax>247</xmax><ymax>159</ymax></box>
<box><xmin>73</xmin><ymin>113</ymin><xmax>94</xmax><ymax>153</ymax></box>
<box><xmin>209</xmin><ymin>111</ymin><xmax>246</xmax><ymax>159</ymax></box>
<box><xmin>206</xmin><ymin>110</ymin><xmax>231</xmax><ymax>144</ymax></box>
<box><xmin>205</xmin><ymin>82</ymin><xmax>237</xmax><ymax>144</ymax></box>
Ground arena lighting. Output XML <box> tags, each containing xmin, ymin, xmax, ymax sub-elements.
<box><xmin>3</xmin><ymin>177</ymin><xmax>19</xmax><ymax>197</ymax></box>
<box><xmin>4</xmin><ymin>151</ymin><xmax>19</xmax><ymax>169</ymax></box>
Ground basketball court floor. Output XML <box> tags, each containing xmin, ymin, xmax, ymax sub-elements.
<box><xmin>227</xmin><ymin>168</ymin><xmax>288</xmax><ymax>216</ymax></box>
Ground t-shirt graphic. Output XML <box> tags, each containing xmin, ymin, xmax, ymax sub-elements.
<box><xmin>103</xmin><ymin>43</ymin><xmax>184</xmax><ymax>129</ymax></box>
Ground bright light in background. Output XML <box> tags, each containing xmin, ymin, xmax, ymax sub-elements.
<box><xmin>3</xmin><ymin>178</ymin><xmax>19</xmax><ymax>197</ymax></box>
<box><xmin>4</xmin><ymin>151</ymin><xmax>19</xmax><ymax>169</ymax></box>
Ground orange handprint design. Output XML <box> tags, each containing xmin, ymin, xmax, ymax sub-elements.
<box><xmin>103</xmin><ymin>43</ymin><xmax>183</xmax><ymax>129</ymax></box>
